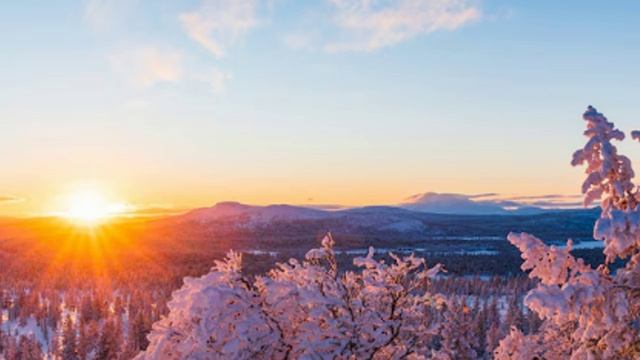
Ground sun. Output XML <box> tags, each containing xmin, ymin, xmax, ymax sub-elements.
<box><xmin>59</xmin><ymin>188</ymin><xmax>128</xmax><ymax>225</ymax></box>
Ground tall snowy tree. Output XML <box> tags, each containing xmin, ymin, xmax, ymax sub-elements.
<box><xmin>128</xmin><ymin>309</ymin><xmax>151</xmax><ymax>352</ymax></box>
<box><xmin>496</xmin><ymin>106</ymin><xmax>640</xmax><ymax>359</ymax></box>
<box><xmin>438</xmin><ymin>297</ymin><xmax>478</xmax><ymax>359</ymax></box>
<box><xmin>96</xmin><ymin>319</ymin><xmax>122</xmax><ymax>360</ymax></box>
<box><xmin>504</xmin><ymin>295</ymin><xmax>524</xmax><ymax>333</ymax></box>
<box><xmin>62</xmin><ymin>314</ymin><xmax>79</xmax><ymax>360</ymax></box>
<box><xmin>16</xmin><ymin>335</ymin><xmax>43</xmax><ymax>360</ymax></box>
<box><xmin>78</xmin><ymin>320</ymin><xmax>99</xmax><ymax>360</ymax></box>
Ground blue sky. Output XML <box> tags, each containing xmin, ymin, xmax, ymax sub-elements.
<box><xmin>1</xmin><ymin>0</ymin><xmax>640</xmax><ymax>216</ymax></box>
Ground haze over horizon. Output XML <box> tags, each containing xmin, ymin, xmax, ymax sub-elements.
<box><xmin>0</xmin><ymin>191</ymin><xmax>590</xmax><ymax>220</ymax></box>
<box><xmin>2</xmin><ymin>0</ymin><xmax>640</xmax><ymax>217</ymax></box>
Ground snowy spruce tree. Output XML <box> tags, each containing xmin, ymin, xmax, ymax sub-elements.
<box><xmin>136</xmin><ymin>234</ymin><xmax>457</xmax><ymax>359</ymax></box>
<box><xmin>495</xmin><ymin>106</ymin><xmax>640</xmax><ymax>359</ymax></box>
<box><xmin>61</xmin><ymin>314</ymin><xmax>79</xmax><ymax>360</ymax></box>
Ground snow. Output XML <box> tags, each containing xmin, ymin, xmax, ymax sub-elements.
<box><xmin>378</xmin><ymin>219</ymin><xmax>427</xmax><ymax>232</ymax></box>
<box><xmin>243</xmin><ymin>250</ymin><xmax>278</xmax><ymax>256</ymax></box>
<box><xmin>497</xmin><ymin>106</ymin><xmax>640</xmax><ymax>359</ymax></box>
<box><xmin>1</xmin><ymin>314</ymin><xmax>51</xmax><ymax>356</ymax></box>
<box><xmin>246</xmin><ymin>246</ymin><xmax>500</xmax><ymax>257</ymax></box>
<box><xmin>101</xmin><ymin>106</ymin><xmax>640</xmax><ymax>359</ymax></box>
<box><xmin>566</xmin><ymin>240</ymin><xmax>603</xmax><ymax>249</ymax></box>
<box><xmin>180</xmin><ymin>202</ymin><xmax>330</xmax><ymax>225</ymax></box>
<box><xmin>137</xmin><ymin>234</ymin><xmax>450</xmax><ymax>359</ymax></box>
<box><xmin>333</xmin><ymin>247</ymin><xmax>498</xmax><ymax>256</ymax></box>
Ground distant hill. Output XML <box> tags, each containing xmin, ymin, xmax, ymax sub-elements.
<box><xmin>152</xmin><ymin>201</ymin><xmax>598</xmax><ymax>249</ymax></box>
<box><xmin>0</xmin><ymin>203</ymin><xmax>602</xmax><ymax>277</ymax></box>
<box><xmin>172</xmin><ymin>201</ymin><xmax>581</xmax><ymax>230</ymax></box>
<box><xmin>178</xmin><ymin>201</ymin><xmax>329</xmax><ymax>224</ymax></box>
<box><xmin>401</xmin><ymin>192</ymin><xmax>510</xmax><ymax>215</ymax></box>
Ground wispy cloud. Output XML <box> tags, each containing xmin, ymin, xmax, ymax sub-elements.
<box><xmin>84</xmin><ymin>0</ymin><xmax>139</xmax><ymax>31</ymax></box>
<box><xmin>499</xmin><ymin>194</ymin><xmax>584</xmax><ymax>208</ymax></box>
<box><xmin>283</xmin><ymin>33</ymin><xmax>316</xmax><ymax>51</ymax></box>
<box><xmin>467</xmin><ymin>193</ymin><xmax>500</xmax><ymax>199</ymax></box>
<box><xmin>91</xmin><ymin>0</ymin><xmax>482</xmax><ymax>96</ymax></box>
<box><xmin>179</xmin><ymin>0</ymin><xmax>262</xmax><ymax>58</ymax></box>
<box><xmin>119</xmin><ymin>204</ymin><xmax>186</xmax><ymax>218</ymax></box>
<box><xmin>504</xmin><ymin>194</ymin><xmax>582</xmax><ymax>201</ymax></box>
<box><xmin>325</xmin><ymin>0</ymin><xmax>481</xmax><ymax>52</ymax></box>
<box><xmin>110</xmin><ymin>47</ymin><xmax>183</xmax><ymax>87</ymax></box>
<box><xmin>403</xmin><ymin>191</ymin><xmax>585</xmax><ymax>214</ymax></box>
<box><xmin>208</xmin><ymin>67</ymin><xmax>232</xmax><ymax>94</ymax></box>
<box><xmin>0</xmin><ymin>195</ymin><xmax>23</xmax><ymax>205</ymax></box>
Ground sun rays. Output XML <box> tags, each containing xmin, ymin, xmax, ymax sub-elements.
<box><xmin>56</xmin><ymin>188</ymin><xmax>131</xmax><ymax>226</ymax></box>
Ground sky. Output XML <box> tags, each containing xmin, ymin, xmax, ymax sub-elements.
<box><xmin>1</xmin><ymin>0</ymin><xmax>640</xmax><ymax>217</ymax></box>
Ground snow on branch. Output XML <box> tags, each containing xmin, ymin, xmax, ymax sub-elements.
<box><xmin>136</xmin><ymin>234</ymin><xmax>450</xmax><ymax>359</ymax></box>
<box><xmin>571</xmin><ymin>106</ymin><xmax>634</xmax><ymax>209</ymax></box>
<box><xmin>497</xmin><ymin>106</ymin><xmax>640</xmax><ymax>359</ymax></box>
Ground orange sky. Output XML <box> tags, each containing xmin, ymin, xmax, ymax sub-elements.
<box><xmin>0</xmin><ymin>161</ymin><xmax>588</xmax><ymax>218</ymax></box>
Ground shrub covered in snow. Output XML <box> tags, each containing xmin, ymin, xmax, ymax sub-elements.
<box><xmin>136</xmin><ymin>234</ymin><xmax>455</xmax><ymax>359</ymax></box>
<box><xmin>496</xmin><ymin>106</ymin><xmax>640</xmax><ymax>359</ymax></box>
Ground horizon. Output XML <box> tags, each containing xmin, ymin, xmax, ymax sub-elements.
<box><xmin>1</xmin><ymin>192</ymin><xmax>593</xmax><ymax>221</ymax></box>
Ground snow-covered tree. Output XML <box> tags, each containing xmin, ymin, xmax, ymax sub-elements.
<box><xmin>96</xmin><ymin>319</ymin><xmax>122</xmax><ymax>360</ymax></box>
<box><xmin>136</xmin><ymin>234</ymin><xmax>449</xmax><ymax>359</ymax></box>
<box><xmin>438</xmin><ymin>296</ymin><xmax>478</xmax><ymax>359</ymax></box>
<box><xmin>496</xmin><ymin>106</ymin><xmax>640</xmax><ymax>359</ymax></box>
<box><xmin>16</xmin><ymin>335</ymin><xmax>43</xmax><ymax>360</ymax></box>
<box><xmin>61</xmin><ymin>314</ymin><xmax>79</xmax><ymax>360</ymax></box>
<box><xmin>127</xmin><ymin>308</ymin><xmax>151</xmax><ymax>353</ymax></box>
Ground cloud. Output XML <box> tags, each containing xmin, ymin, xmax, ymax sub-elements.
<box><xmin>403</xmin><ymin>192</ymin><xmax>507</xmax><ymax>215</ymax></box>
<box><xmin>109</xmin><ymin>47</ymin><xmax>233</xmax><ymax>95</ymax></box>
<box><xmin>283</xmin><ymin>33</ymin><xmax>316</xmax><ymax>51</ymax></box>
<box><xmin>179</xmin><ymin>0</ymin><xmax>262</xmax><ymax>58</ymax></box>
<box><xmin>325</xmin><ymin>0</ymin><xmax>481</xmax><ymax>52</ymax></box>
<box><xmin>301</xmin><ymin>204</ymin><xmax>349</xmax><ymax>211</ymax></box>
<box><xmin>499</xmin><ymin>194</ymin><xmax>585</xmax><ymax>209</ymax></box>
<box><xmin>402</xmin><ymin>192</ymin><xmax>585</xmax><ymax>215</ymax></box>
<box><xmin>0</xmin><ymin>195</ymin><xmax>23</xmax><ymax>204</ymax></box>
<box><xmin>528</xmin><ymin>200</ymin><xmax>584</xmax><ymax>208</ymax></box>
<box><xmin>503</xmin><ymin>194</ymin><xmax>582</xmax><ymax>201</ymax></box>
<box><xmin>208</xmin><ymin>67</ymin><xmax>232</xmax><ymax>94</ymax></box>
<box><xmin>467</xmin><ymin>193</ymin><xmax>500</xmax><ymax>199</ymax></box>
<box><xmin>121</xmin><ymin>205</ymin><xmax>186</xmax><ymax>218</ymax></box>
<box><xmin>110</xmin><ymin>47</ymin><xmax>183</xmax><ymax>87</ymax></box>
<box><xmin>84</xmin><ymin>0</ymin><xmax>139</xmax><ymax>31</ymax></box>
